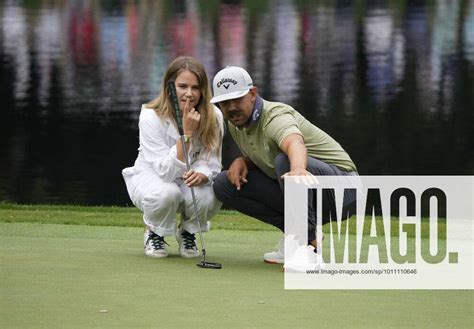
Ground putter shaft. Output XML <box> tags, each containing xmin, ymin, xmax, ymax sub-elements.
<box><xmin>179</xmin><ymin>135</ymin><xmax>207</xmax><ymax>264</ymax></box>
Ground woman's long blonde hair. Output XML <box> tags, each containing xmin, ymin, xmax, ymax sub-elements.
<box><xmin>146</xmin><ymin>56</ymin><xmax>220</xmax><ymax>154</ymax></box>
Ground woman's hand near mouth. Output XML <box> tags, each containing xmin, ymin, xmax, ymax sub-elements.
<box><xmin>183</xmin><ymin>98</ymin><xmax>200</xmax><ymax>137</ymax></box>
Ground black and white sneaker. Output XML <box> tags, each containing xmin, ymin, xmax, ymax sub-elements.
<box><xmin>144</xmin><ymin>227</ymin><xmax>168</xmax><ymax>258</ymax></box>
<box><xmin>175</xmin><ymin>227</ymin><xmax>199</xmax><ymax>258</ymax></box>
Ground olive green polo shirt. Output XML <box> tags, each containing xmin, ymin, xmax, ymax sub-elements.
<box><xmin>228</xmin><ymin>100</ymin><xmax>357</xmax><ymax>179</ymax></box>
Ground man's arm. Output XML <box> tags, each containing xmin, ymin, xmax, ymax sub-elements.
<box><xmin>279</xmin><ymin>133</ymin><xmax>311</xmax><ymax>176</ymax></box>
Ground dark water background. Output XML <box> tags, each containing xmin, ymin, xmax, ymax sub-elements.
<box><xmin>1</xmin><ymin>0</ymin><xmax>473</xmax><ymax>206</ymax></box>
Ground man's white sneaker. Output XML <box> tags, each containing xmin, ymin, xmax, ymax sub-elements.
<box><xmin>284</xmin><ymin>244</ymin><xmax>325</xmax><ymax>272</ymax></box>
<box><xmin>264</xmin><ymin>234</ymin><xmax>324</xmax><ymax>265</ymax></box>
<box><xmin>263</xmin><ymin>236</ymin><xmax>284</xmax><ymax>264</ymax></box>
<box><xmin>144</xmin><ymin>228</ymin><xmax>168</xmax><ymax>258</ymax></box>
<box><xmin>176</xmin><ymin>227</ymin><xmax>200</xmax><ymax>258</ymax></box>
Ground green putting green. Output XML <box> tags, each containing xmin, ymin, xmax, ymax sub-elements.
<box><xmin>1</xmin><ymin>222</ymin><xmax>472</xmax><ymax>328</ymax></box>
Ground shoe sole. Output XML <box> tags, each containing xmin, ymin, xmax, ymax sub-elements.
<box><xmin>179</xmin><ymin>252</ymin><xmax>200</xmax><ymax>259</ymax></box>
<box><xmin>145</xmin><ymin>254</ymin><xmax>168</xmax><ymax>259</ymax></box>
<box><xmin>264</xmin><ymin>259</ymin><xmax>284</xmax><ymax>264</ymax></box>
<box><xmin>145</xmin><ymin>251</ymin><xmax>168</xmax><ymax>258</ymax></box>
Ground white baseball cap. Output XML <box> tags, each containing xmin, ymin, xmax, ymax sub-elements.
<box><xmin>210</xmin><ymin>66</ymin><xmax>253</xmax><ymax>104</ymax></box>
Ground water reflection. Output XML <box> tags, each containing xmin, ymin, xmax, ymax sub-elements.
<box><xmin>0</xmin><ymin>0</ymin><xmax>472</xmax><ymax>205</ymax></box>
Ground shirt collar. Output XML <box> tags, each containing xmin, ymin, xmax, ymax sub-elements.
<box><xmin>246</xmin><ymin>95</ymin><xmax>263</xmax><ymax>127</ymax></box>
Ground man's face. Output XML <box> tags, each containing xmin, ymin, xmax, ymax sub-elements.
<box><xmin>218</xmin><ymin>88</ymin><xmax>257</xmax><ymax>127</ymax></box>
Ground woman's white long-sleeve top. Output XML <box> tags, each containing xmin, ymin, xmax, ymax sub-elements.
<box><xmin>131</xmin><ymin>105</ymin><xmax>224</xmax><ymax>184</ymax></box>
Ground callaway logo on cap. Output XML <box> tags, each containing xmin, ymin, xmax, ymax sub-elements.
<box><xmin>210</xmin><ymin>66</ymin><xmax>253</xmax><ymax>104</ymax></box>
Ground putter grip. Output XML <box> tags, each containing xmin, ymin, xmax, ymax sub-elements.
<box><xmin>168</xmin><ymin>80</ymin><xmax>184</xmax><ymax>135</ymax></box>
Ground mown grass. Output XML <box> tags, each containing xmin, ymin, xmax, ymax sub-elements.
<box><xmin>0</xmin><ymin>203</ymin><xmax>471</xmax><ymax>328</ymax></box>
<box><xmin>0</xmin><ymin>202</ymin><xmax>447</xmax><ymax>239</ymax></box>
<box><xmin>1</xmin><ymin>222</ymin><xmax>472</xmax><ymax>329</ymax></box>
<box><xmin>0</xmin><ymin>202</ymin><xmax>274</xmax><ymax>231</ymax></box>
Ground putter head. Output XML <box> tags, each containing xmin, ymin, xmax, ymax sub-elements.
<box><xmin>197</xmin><ymin>261</ymin><xmax>222</xmax><ymax>269</ymax></box>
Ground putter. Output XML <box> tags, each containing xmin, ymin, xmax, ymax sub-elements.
<box><xmin>168</xmin><ymin>80</ymin><xmax>222</xmax><ymax>270</ymax></box>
